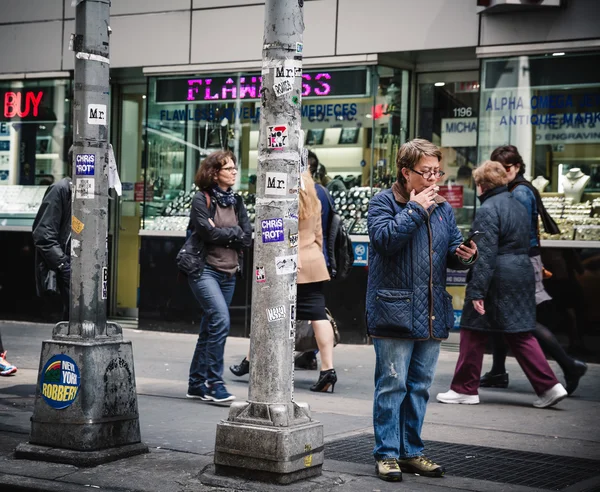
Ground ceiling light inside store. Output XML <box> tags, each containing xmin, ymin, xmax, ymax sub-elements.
<box><xmin>552</xmin><ymin>52</ymin><xmax>565</xmax><ymax>56</ymax></box>
<box><xmin>142</xmin><ymin>95</ymin><xmax>147</xmax><ymax>99</ymax></box>
<box><xmin>366</xmin><ymin>114</ymin><xmax>372</xmax><ymax>118</ymax></box>
<box><xmin>434</xmin><ymin>82</ymin><xmax>445</xmax><ymax>87</ymax></box>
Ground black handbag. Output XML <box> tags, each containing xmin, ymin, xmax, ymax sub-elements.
<box><xmin>294</xmin><ymin>308</ymin><xmax>340</xmax><ymax>353</ymax></box>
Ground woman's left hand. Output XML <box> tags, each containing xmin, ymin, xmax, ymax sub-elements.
<box><xmin>472</xmin><ymin>299</ymin><xmax>485</xmax><ymax>315</ymax></box>
<box><xmin>455</xmin><ymin>241</ymin><xmax>477</xmax><ymax>261</ymax></box>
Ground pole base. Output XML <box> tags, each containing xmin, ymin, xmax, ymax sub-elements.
<box><xmin>25</xmin><ymin>338</ymin><xmax>145</xmax><ymax>453</ymax></box>
<box><xmin>14</xmin><ymin>442</ymin><xmax>149</xmax><ymax>468</ymax></box>
<box><xmin>211</xmin><ymin>463</ymin><xmax>322</xmax><ymax>486</ymax></box>
<box><xmin>214</xmin><ymin>417</ymin><xmax>323</xmax><ymax>484</ymax></box>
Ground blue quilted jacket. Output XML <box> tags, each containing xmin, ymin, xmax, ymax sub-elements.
<box><xmin>366</xmin><ymin>188</ymin><xmax>473</xmax><ymax>340</ymax></box>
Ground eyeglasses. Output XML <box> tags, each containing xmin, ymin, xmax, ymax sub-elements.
<box><xmin>220</xmin><ymin>166</ymin><xmax>238</xmax><ymax>173</ymax></box>
<box><xmin>501</xmin><ymin>164</ymin><xmax>515</xmax><ymax>171</ymax></box>
<box><xmin>410</xmin><ymin>168</ymin><xmax>445</xmax><ymax>180</ymax></box>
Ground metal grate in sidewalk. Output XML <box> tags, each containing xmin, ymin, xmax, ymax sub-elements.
<box><xmin>325</xmin><ymin>433</ymin><xmax>600</xmax><ymax>490</ymax></box>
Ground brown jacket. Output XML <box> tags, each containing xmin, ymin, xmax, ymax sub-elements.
<box><xmin>297</xmin><ymin>204</ymin><xmax>330</xmax><ymax>285</ymax></box>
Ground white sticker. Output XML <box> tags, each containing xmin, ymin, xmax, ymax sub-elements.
<box><xmin>274</xmin><ymin>60</ymin><xmax>302</xmax><ymax>81</ymax></box>
<box><xmin>256</xmin><ymin>266</ymin><xmax>266</xmax><ymax>283</ymax></box>
<box><xmin>275</xmin><ymin>254</ymin><xmax>297</xmax><ymax>275</ymax></box>
<box><xmin>296</xmin><ymin>42</ymin><xmax>303</xmax><ymax>54</ymax></box>
<box><xmin>265</xmin><ymin>172</ymin><xmax>288</xmax><ymax>196</ymax></box>
<box><xmin>75</xmin><ymin>178</ymin><xmax>95</xmax><ymax>199</ymax></box>
<box><xmin>88</xmin><ymin>104</ymin><xmax>107</xmax><ymax>125</ymax></box>
<box><xmin>288</xmin><ymin>231</ymin><xmax>298</xmax><ymax>248</ymax></box>
<box><xmin>288</xmin><ymin>283</ymin><xmax>296</xmax><ymax>301</ymax></box>
<box><xmin>267</xmin><ymin>125</ymin><xmax>289</xmax><ymax>149</ymax></box>
<box><xmin>273</xmin><ymin>79</ymin><xmax>293</xmax><ymax>97</ymax></box>
<box><xmin>71</xmin><ymin>238</ymin><xmax>81</xmax><ymax>258</ymax></box>
<box><xmin>266</xmin><ymin>305</ymin><xmax>286</xmax><ymax>323</ymax></box>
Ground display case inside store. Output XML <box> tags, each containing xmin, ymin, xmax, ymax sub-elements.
<box><xmin>142</xmin><ymin>66</ymin><xmax>411</xmax><ymax>233</ymax></box>
<box><xmin>0</xmin><ymin>185</ymin><xmax>49</xmax><ymax>227</ymax></box>
<box><xmin>479</xmin><ymin>52</ymin><xmax>600</xmax><ymax>244</ymax></box>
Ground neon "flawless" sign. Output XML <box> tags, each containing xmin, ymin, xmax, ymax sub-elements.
<box><xmin>154</xmin><ymin>68</ymin><xmax>368</xmax><ymax>104</ymax></box>
<box><xmin>186</xmin><ymin>74</ymin><xmax>333</xmax><ymax>101</ymax></box>
<box><xmin>3</xmin><ymin>91</ymin><xmax>44</xmax><ymax>118</ymax></box>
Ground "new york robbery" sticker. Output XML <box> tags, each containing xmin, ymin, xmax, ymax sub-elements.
<box><xmin>40</xmin><ymin>354</ymin><xmax>80</xmax><ymax>409</ymax></box>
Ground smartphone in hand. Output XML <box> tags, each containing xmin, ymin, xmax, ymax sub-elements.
<box><xmin>462</xmin><ymin>230</ymin><xmax>484</xmax><ymax>247</ymax></box>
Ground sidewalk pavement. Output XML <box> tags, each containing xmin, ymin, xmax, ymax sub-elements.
<box><xmin>0</xmin><ymin>321</ymin><xmax>599</xmax><ymax>492</ymax></box>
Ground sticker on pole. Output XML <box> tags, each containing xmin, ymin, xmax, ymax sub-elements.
<box><xmin>71</xmin><ymin>215</ymin><xmax>85</xmax><ymax>234</ymax></box>
<box><xmin>267</xmin><ymin>125</ymin><xmax>289</xmax><ymax>149</ymax></box>
<box><xmin>102</xmin><ymin>267</ymin><xmax>108</xmax><ymax>299</ymax></box>
<box><xmin>75</xmin><ymin>178</ymin><xmax>94</xmax><ymax>199</ymax></box>
<box><xmin>265</xmin><ymin>172</ymin><xmax>288</xmax><ymax>196</ymax></box>
<box><xmin>256</xmin><ymin>266</ymin><xmax>266</xmax><ymax>283</ymax></box>
<box><xmin>88</xmin><ymin>104</ymin><xmax>107</xmax><ymax>125</ymax></box>
<box><xmin>75</xmin><ymin>154</ymin><xmax>95</xmax><ymax>176</ymax></box>
<box><xmin>266</xmin><ymin>305</ymin><xmax>286</xmax><ymax>323</ymax></box>
<box><xmin>261</xmin><ymin>218</ymin><xmax>284</xmax><ymax>243</ymax></box>
<box><xmin>273</xmin><ymin>79</ymin><xmax>293</xmax><ymax>98</ymax></box>
<box><xmin>41</xmin><ymin>354</ymin><xmax>80</xmax><ymax>409</ymax></box>
<box><xmin>275</xmin><ymin>254</ymin><xmax>297</xmax><ymax>275</ymax></box>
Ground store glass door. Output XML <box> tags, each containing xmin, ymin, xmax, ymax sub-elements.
<box><xmin>110</xmin><ymin>87</ymin><xmax>146</xmax><ymax>318</ymax></box>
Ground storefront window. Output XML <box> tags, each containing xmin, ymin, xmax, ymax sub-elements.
<box><xmin>143</xmin><ymin>66</ymin><xmax>410</xmax><ymax>232</ymax></box>
<box><xmin>418</xmin><ymin>71</ymin><xmax>480</xmax><ymax>231</ymax></box>
<box><xmin>479</xmin><ymin>52</ymin><xmax>600</xmax><ymax>241</ymax></box>
<box><xmin>0</xmin><ymin>78</ymin><xmax>72</xmax><ymax>224</ymax></box>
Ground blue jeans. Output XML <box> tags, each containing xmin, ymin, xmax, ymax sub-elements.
<box><xmin>372</xmin><ymin>338</ymin><xmax>441</xmax><ymax>460</ymax></box>
<box><xmin>187</xmin><ymin>265</ymin><xmax>236</xmax><ymax>388</ymax></box>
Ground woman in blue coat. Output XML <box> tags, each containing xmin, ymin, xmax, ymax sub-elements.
<box><xmin>436</xmin><ymin>161</ymin><xmax>567</xmax><ymax>409</ymax></box>
<box><xmin>366</xmin><ymin>139</ymin><xmax>477</xmax><ymax>482</ymax></box>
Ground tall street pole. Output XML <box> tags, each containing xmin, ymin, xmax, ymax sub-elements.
<box><xmin>16</xmin><ymin>0</ymin><xmax>147</xmax><ymax>466</ymax></box>
<box><xmin>213</xmin><ymin>0</ymin><xmax>324</xmax><ymax>484</ymax></box>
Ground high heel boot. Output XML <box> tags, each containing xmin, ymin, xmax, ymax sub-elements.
<box><xmin>310</xmin><ymin>369</ymin><xmax>337</xmax><ymax>393</ymax></box>
<box><xmin>229</xmin><ymin>357</ymin><xmax>249</xmax><ymax>377</ymax></box>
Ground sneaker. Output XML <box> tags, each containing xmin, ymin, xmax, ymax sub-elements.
<box><xmin>205</xmin><ymin>382</ymin><xmax>236</xmax><ymax>403</ymax></box>
<box><xmin>533</xmin><ymin>383</ymin><xmax>568</xmax><ymax>408</ymax></box>
<box><xmin>375</xmin><ymin>458</ymin><xmax>403</xmax><ymax>482</ymax></box>
<box><xmin>0</xmin><ymin>352</ymin><xmax>17</xmax><ymax>376</ymax></box>
<box><xmin>186</xmin><ymin>383</ymin><xmax>209</xmax><ymax>400</ymax></box>
<box><xmin>397</xmin><ymin>456</ymin><xmax>445</xmax><ymax>478</ymax></box>
<box><xmin>436</xmin><ymin>389</ymin><xmax>479</xmax><ymax>405</ymax></box>
<box><xmin>480</xmin><ymin>371</ymin><xmax>509</xmax><ymax>388</ymax></box>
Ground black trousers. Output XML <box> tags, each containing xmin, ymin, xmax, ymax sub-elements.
<box><xmin>490</xmin><ymin>302</ymin><xmax>577</xmax><ymax>376</ymax></box>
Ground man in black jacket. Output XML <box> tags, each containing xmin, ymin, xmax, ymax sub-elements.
<box><xmin>32</xmin><ymin>154</ymin><xmax>72</xmax><ymax>320</ymax></box>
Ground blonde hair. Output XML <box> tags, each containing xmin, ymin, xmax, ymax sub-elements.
<box><xmin>473</xmin><ymin>160</ymin><xmax>509</xmax><ymax>191</ymax></box>
<box><xmin>299</xmin><ymin>171</ymin><xmax>320</xmax><ymax>220</ymax></box>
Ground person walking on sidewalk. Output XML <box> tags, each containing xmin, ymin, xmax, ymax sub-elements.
<box><xmin>230</xmin><ymin>172</ymin><xmax>337</xmax><ymax>382</ymax></box>
<box><xmin>0</xmin><ymin>332</ymin><xmax>17</xmax><ymax>376</ymax></box>
<box><xmin>478</xmin><ymin>145</ymin><xmax>587</xmax><ymax>395</ymax></box>
<box><xmin>367</xmin><ymin>138</ymin><xmax>477</xmax><ymax>482</ymax></box>
<box><xmin>181</xmin><ymin>150</ymin><xmax>251</xmax><ymax>404</ymax></box>
<box><xmin>437</xmin><ymin>161</ymin><xmax>568</xmax><ymax>409</ymax></box>
<box><xmin>297</xmin><ymin>171</ymin><xmax>338</xmax><ymax>392</ymax></box>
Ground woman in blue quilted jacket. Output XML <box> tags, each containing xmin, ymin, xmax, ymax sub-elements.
<box><xmin>366</xmin><ymin>138</ymin><xmax>477</xmax><ymax>482</ymax></box>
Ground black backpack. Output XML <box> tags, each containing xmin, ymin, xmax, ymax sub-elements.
<box><xmin>324</xmin><ymin>191</ymin><xmax>354</xmax><ymax>280</ymax></box>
